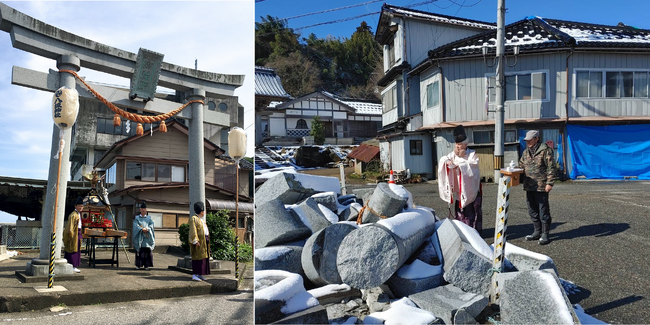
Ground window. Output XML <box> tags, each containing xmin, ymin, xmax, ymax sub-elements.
<box><xmin>158</xmin><ymin>164</ymin><xmax>171</xmax><ymax>182</ymax></box>
<box><xmin>238</xmin><ymin>217</ymin><xmax>245</xmax><ymax>229</ymax></box>
<box><xmin>295</xmin><ymin>119</ymin><xmax>308</xmax><ymax>129</ymax></box>
<box><xmin>149</xmin><ymin>212</ymin><xmax>163</xmax><ymax>228</ymax></box>
<box><xmin>208</xmin><ymin>101</ymin><xmax>216</xmax><ymax>111</ymax></box>
<box><xmin>473</xmin><ymin>130</ymin><xmax>517</xmax><ymax>144</ymax></box>
<box><xmin>387</xmin><ymin>38</ymin><xmax>396</xmax><ymax>67</ymax></box>
<box><xmin>96</xmin><ymin>117</ymin><xmax>133</xmax><ymax>136</ymax></box>
<box><xmin>172</xmin><ymin>166</ymin><xmax>185</xmax><ymax>182</ymax></box>
<box><xmin>94</xmin><ymin>150</ymin><xmax>106</xmax><ymax>165</ymax></box>
<box><xmin>219</xmin><ymin>103</ymin><xmax>228</xmax><ymax>112</ymax></box>
<box><xmin>106</xmin><ymin>163</ymin><xmax>116</xmax><ymax>187</ymax></box>
<box><xmin>142</xmin><ymin>163</ymin><xmax>156</xmax><ymax>181</ymax></box>
<box><xmin>118</xmin><ymin>210</ymin><xmax>126</xmax><ymax>228</ymax></box>
<box><xmin>128</xmin><ymin>162</ymin><xmax>186</xmax><ymax>182</ymax></box>
<box><xmin>426</xmin><ymin>80</ymin><xmax>440</xmax><ymax>108</ymax></box>
<box><xmin>382</xmin><ymin>86</ymin><xmax>398</xmax><ymax>113</ymax></box>
<box><xmin>577</xmin><ymin>70</ymin><xmax>650</xmax><ymax>99</ymax></box>
<box><xmin>410</xmin><ymin>140</ymin><xmax>423</xmax><ymax>155</ymax></box>
<box><xmin>488</xmin><ymin>71</ymin><xmax>547</xmax><ymax>102</ymax></box>
<box><xmin>126</xmin><ymin>162</ymin><xmax>142</xmax><ymax>180</ymax></box>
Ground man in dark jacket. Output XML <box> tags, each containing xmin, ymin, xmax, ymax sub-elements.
<box><xmin>519</xmin><ymin>130</ymin><xmax>557</xmax><ymax>245</ymax></box>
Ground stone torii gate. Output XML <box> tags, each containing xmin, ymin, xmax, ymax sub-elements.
<box><xmin>0</xmin><ymin>2</ymin><xmax>244</xmax><ymax>276</ymax></box>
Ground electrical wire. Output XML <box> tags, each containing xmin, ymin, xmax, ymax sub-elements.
<box><xmin>283</xmin><ymin>0</ymin><xmax>385</xmax><ymax>20</ymax></box>
<box><xmin>292</xmin><ymin>0</ymin><xmax>441</xmax><ymax>32</ymax></box>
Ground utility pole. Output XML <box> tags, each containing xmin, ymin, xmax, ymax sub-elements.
<box><xmin>493</xmin><ymin>0</ymin><xmax>506</xmax><ymax>183</ymax></box>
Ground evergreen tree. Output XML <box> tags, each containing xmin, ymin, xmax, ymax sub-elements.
<box><xmin>310</xmin><ymin>116</ymin><xmax>325</xmax><ymax>145</ymax></box>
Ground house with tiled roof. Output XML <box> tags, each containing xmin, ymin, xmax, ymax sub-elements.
<box><xmin>268</xmin><ymin>91</ymin><xmax>382</xmax><ymax>145</ymax></box>
<box><xmin>254</xmin><ymin>66</ymin><xmax>292</xmax><ymax>146</ymax></box>
<box><xmin>378</xmin><ymin>4</ymin><xmax>650</xmax><ymax>180</ymax></box>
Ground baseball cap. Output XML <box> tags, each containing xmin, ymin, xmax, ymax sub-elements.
<box><xmin>523</xmin><ymin>130</ymin><xmax>539</xmax><ymax>141</ymax></box>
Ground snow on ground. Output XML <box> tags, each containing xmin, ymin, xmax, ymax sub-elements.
<box><xmin>286</xmin><ymin>204</ymin><xmax>312</xmax><ymax>230</ymax></box>
<box><xmin>539</xmin><ymin>272</ymin><xmax>575</xmax><ymax>324</ymax></box>
<box><xmin>396</xmin><ymin>259</ymin><xmax>443</xmax><ymax>280</ymax></box>
<box><xmin>255</xmin><ymin>246</ymin><xmax>292</xmax><ymax>261</ymax></box>
<box><xmin>377</xmin><ymin>208</ymin><xmax>435</xmax><ymax>239</ymax></box>
<box><xmin>293</xmin><ymin>173</ymin><xmax>341</xmax><ymax>194</ymax></box>
<box><xmin>255</xmin><ymin>270</ymin><xmax>305</xmax><ymax>302</ymax></box>
<box><xmin>318</xmin><ymin>204</ymin><xmax>340</xmax><ymax>224</ymax></box>
<box><xmin>501</xmin><ymin>242</ymin><xmax>554</xmax><ymax>263</ymax></box>
<box><xmin>574</xmin><ymin>304</ymin><xmax>608</xmax><ymax>324</ymax></box>
<box><xmin>254</xmin><ymin>167</ymin><xmax>297</xmax><ymax>181</ymax></box>
<box><xmin>282</xmin><ymin>290</ymin><xmax>319</xmax><ymax>314</ymax></box>
<box><xmin>6</xmin><ymin>251</ymin><xmax>18</xmax><ymax>257</ymax></box>
<box><xmin>451</xmin><ymin>220</ymin><xmax>493</xmax><ymax>260</ymax></box>
<box><xmin>364</xmin><ymin>298</ymin><xmax>436</xmax><ymax>325</ymax></box>
<box><xmin>307</xmin><ymin>284</ymin><xmax>352</xmax><ymax>298</ymax></box>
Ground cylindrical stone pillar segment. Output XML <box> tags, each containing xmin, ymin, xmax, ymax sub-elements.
<box><xmin>188</xmin><ymin>88</ymin><xmax>206</xmax><ymax>217</ymax></box>
<box><xmin>302</xmin><ymin>223</ymin><xmax>358</xmax><ymax>286</ymax></box>
<box><xmin>360</xmin><ymin>182</ymin><xmax>408</xmax><ymax>224</ymax></box>
<box><xmin>337</xmin><ymin>208</ymin><xmax>437</xmax><ymax>289</ymax></box>
<box><xmin>37</xmin><ymin>55</ymin><xmax>80</xmax><ymax>263</ymax></box>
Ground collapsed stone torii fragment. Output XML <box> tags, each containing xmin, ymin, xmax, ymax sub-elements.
<box><xmin>0</xmin><ymin>2</ymin><xmax>244</xmax><ymax>276</ymax></box>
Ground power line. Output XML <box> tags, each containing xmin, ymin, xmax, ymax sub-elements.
<box><xmin>292</xmin><ymin>0</ymin><xmax>441</xmax><ymax>32</ymax></box>
<box><xmin>284</xmin><ymin>0</ymin><xmax>384</xmax><ymax>20</ymax></box>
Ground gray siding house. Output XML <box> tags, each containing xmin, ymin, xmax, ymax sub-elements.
<box><xmin>378</xmin><ymin>4</ymin><xmax>650</xmax><ymax>180</ymax></box>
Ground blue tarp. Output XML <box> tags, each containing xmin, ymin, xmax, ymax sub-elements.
<box><xmin>567</xmin><ymin>124</ymin><xmax>650</xmax><ymax>180</ymax></box>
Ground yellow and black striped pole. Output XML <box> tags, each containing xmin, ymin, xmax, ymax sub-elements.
<box><xmin>49</xmin><ymin>134</ymin><xmax>65</xmax><ymax>289</ymax></box>
<box><xmin>235</xmin><ymin>238</ymin><xmax>239</xmax><ymax>278</ymax></box>
<box><xmin>490</xmin><ymin>175</ymin><xmax>511</xmax><ymax>304</ymax></box>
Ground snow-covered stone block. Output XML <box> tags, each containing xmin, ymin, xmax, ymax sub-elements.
<box><xmin>255</xmin><ymin>244</ymin><xmax>305</xmax><ymax>278</ymax></box>
<box><xmin>339</xmin><ymin>202</ymin><xmax>362</xmax><ymax>222</ymax></box>
<box><xmin>256</xmin><ymin>172</ymin><xmax>341</xmax><ymax>207</ymax></box>
<box><xmin>409</xmin><ymin>284</ymin><xmax>488</xmax><ymax>325</ymax></box>
<box><xmin>386</xmin><ymin>259</ymin><xmax>444</xmax><ymax>298</ymax></box>
<box><xmin>302</xmin><ymin>223</ymin><xmax>357</xmax><ymax>286</ymax></box>
<box><xmin>255</xmin><ymin>199</ymin><xmax>311</xmax><ymax>248</ymax></box>
<box><xmin>437</xmin><ymin>219</ymin><xmax>493</xmax><ymax>297</ymax></box>
<box><xmin>498</xmin><ymin>271</ymin><xmax>580</xmax><ymax>325</ymax></box>
<box><xmin>360</xmin><ymin>183</ymin><xmax>408</xmax><ymax>223</ymax></box>
<box><xmin>364</xmin><ymin>298</ymin><xmax>438</xmax><ymax>325</ymax></box>
<box><xmin>270</xmin><ymin>305</ymin><xmax>329</xmax><ymax>324</ymax></box>
<box><xmin>307</xmin><ymin>284</ymin><xmax>361</xmax><ymax>305</ymax></box>
<box><xmin>337</xmin><ymin>208</ymin><xmax>437</xmax><ymax>289</ymax></box>
<box><xmin>291</xmin><ymin>197</ymin><xmax>338</xmax><ymax>233</ymax></box>
<box><xmin>502</xmin><ymin>242</ymin><xmax>558</xmax><ymax>276</ymax></box>
<box><xmin>255</xmin><ymin>270</ymin><xmax>319</xmax><ymax>324</ymax></box>
<box><xmin>310</xmin><ymin>191</ymin><xmax>338</xmax><ymax>213</ymax></box>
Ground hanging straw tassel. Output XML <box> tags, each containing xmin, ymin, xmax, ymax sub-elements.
<box><xmin>136</xmin><ymin>123</ymin><xmax>144</xmax><ymax>136</ymax></box>
<box><xmin>113</xmin><ymin>114</ymin><xmax>121</xmax><ymax>127</ymax></box>
<box><xmin>159</xmin><ymin>120</ymin><xmax>167</xmax><ymax>133</ymax></box>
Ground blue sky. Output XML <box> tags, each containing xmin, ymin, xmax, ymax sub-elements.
<box><xmin>256</xmin><ymin>0</ymin><xmax>650</xmax><ymax>40</ymax></box>
<box><xmin>0</xmin><ymin>1</ymin><xmax>253</xmax><ymax>223</ymax></box>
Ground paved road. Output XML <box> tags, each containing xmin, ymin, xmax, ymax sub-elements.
<box><xmin>357</xmin><ymin>180</ymin><xmax>649</xmax><ymax>324</ymax></box>
<box><xmin>0</xmin><ymin>263</ymin><xmax>254</xmax><ymax>324</ymax></box>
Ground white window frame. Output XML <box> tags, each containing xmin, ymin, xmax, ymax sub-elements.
<box><xmin>573</xmin><ymin>68</ymin><xmax>650</xmax><ymax>100</ymax></box>
<box><xmin>424</xmin><ymin>72</ymin><xmax>441</xmax><ymax>110</ymax></box>
<box><xmin>486</xmin><ymin>69</ymin><xmax>550</xmax><ymax>104</ymax></box>
<box><xmin>381</xmin><ymin>81</ymin><xmax>398</xmax><ymax>114</ymax></box>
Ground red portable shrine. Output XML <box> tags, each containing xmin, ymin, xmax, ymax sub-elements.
<box><xmin>80</xmin><ymin>188</ymin><xmax>113</xmax><ymax>229</ymax></box>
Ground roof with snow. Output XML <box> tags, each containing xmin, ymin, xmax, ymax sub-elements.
<box><xmin>426</xmin><ymin>16</ymin><xmax>650</xmax><ymax>61</ymax></box>
<box><xmin>376</xmin><ymin>3</ymin><xmax>495</xmax><ymax>44</ymax></box>
<box><xmin>255</xmin><ymin>66</ymin><xmax>292</xmax><ymax>99</ymax></box>
<box><xmin>276</xmin><ymin>91</ymin><xmax>382</xmax><ymax>116</ymax></box>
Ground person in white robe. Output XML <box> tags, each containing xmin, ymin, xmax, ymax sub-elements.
<box><xmin>437</xmin><ymin>125</ymin><xmax>483</xmax><ymax>233</ymax></box>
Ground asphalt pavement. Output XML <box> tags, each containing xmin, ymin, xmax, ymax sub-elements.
<box><xmin>355</xmin><ymin>180</ymin><xmax>650</xmax><ymax>324</ymax></box>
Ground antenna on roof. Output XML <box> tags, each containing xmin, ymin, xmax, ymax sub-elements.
<box><xmin>195</xmin><ymin>59</ymin><xmax>197</xmax><ymax>70</ymax></box>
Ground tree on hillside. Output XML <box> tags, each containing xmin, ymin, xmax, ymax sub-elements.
<box><xmin>255</xmin><ymin>15</ymin><xmax>301</xmax><ymax>66</ymax></box>
<box><xmin>310</xmin><ymin>116</ymin><xmax>325</xmax><ymax>145</ymax></box>
<box><xmin>267</xmin><ymin>51</ymin><xmax>321</xmax><ymax>97</ymax></box>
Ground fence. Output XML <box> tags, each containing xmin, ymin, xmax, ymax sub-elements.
<box><xmin>0</xmin><ymin>224</ymin><xmax>42</xmax><ymax>249</ymax></box>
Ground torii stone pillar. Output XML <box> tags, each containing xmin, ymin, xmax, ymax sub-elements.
<box><xmin>26</xmin><ymin>55</ymin><xmax>80</xmax><ymax>276</ymax></box>
<box><xmin>188</xmin><ymin>89</ymin><xmax>206</xmax><ymax>216</ymax></box>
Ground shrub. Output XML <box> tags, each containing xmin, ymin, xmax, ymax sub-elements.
<box><xmin>177</xmin><ymin>210</ymin><xmax>252</xmax><ymax>262</ymax></box>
